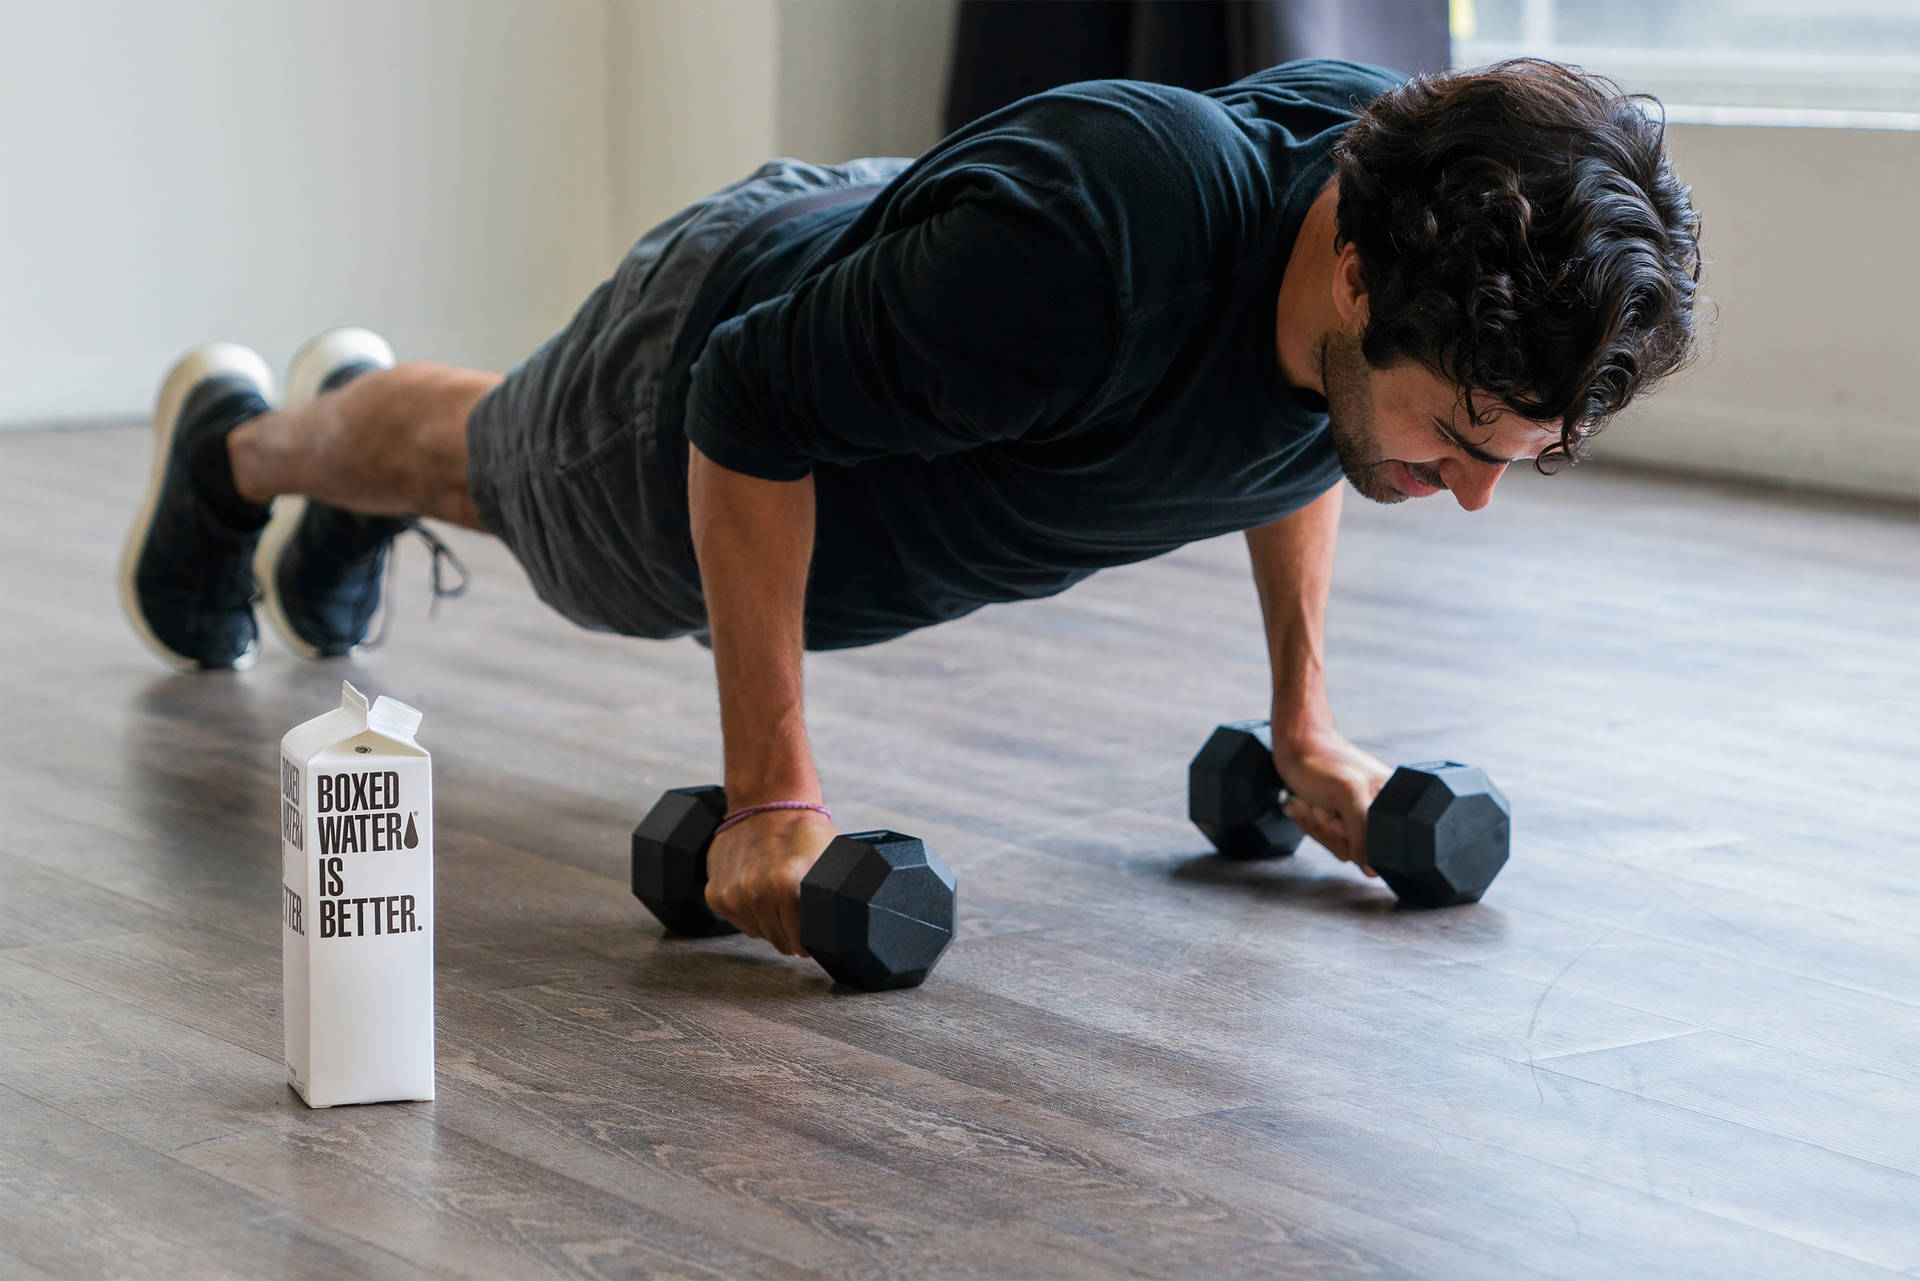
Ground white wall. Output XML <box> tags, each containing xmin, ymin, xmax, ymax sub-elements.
<box><xmin>606</xmin><ymin>0</ymin><xmax>780</xmax><ymax>255</ymax></box>
<box><xmin>776</xmin><ymin>0</ymin><xmax>957</xmax><ymax>166</ymax></box>
<box><xmin>1599</xmin><ymin>122</ymin><xmax>1920</xmax><ymax>504</ymax></box>
<box><xmin>0</xmin><ymin>0</ymin><xmax>612</xmax><ymax>424</ymax></box>
<box><xmin>0</xmin><ymin>0</ymin><xmax>954</xmax><ymax>427</ymax></box>
<box><xmin>604</xmin><ymin>0</ymin><xmax>954</xmax><ymax>246</ymax></box>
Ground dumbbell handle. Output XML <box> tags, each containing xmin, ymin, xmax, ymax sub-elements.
<box><xmin>1193</xmin><ymin>721</ymin><xmax>1510</xmax><ymax>906</ymax></box>
<box><xmin>631</xmin><ymin>784</ymin><xmax>957</xmax><ymax>989</ymax></box>
<box><xmin>632</xmin><ymin>786</ymin><xmax>887</xmax><ymax>935</ymax></box>
<box><xmin>1227</xmin><ymin>720</ymin><xmax>1472</xmax><ymax>817</ymax></box>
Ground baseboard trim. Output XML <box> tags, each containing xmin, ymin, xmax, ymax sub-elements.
<box><xmin>1592</xmin><ymin>400</ymin><xmax>1920</xmax><ymax>505</ymax></box>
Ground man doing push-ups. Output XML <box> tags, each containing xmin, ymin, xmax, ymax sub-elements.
<box><xmin>121</xmin><ymin>58</ymin><xmax>1703</xmax><ymax>958</ymax></box>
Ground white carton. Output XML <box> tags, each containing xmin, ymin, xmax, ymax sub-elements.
<box><xmin>280</xmin><ymin>680</ymin><xmax>435</xmax><ymax>1107</ymax></box>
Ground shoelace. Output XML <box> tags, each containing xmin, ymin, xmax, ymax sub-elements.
<box><xmin>361</xmin><ymin>522</ymin><xmax>471</xmax><ymax>651</ymax></box>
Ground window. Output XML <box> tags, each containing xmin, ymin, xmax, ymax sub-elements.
<box><xmin>1452</xmin><ymin>0</ymin><xmax>1920</xmax><ymax>121</ymax></box>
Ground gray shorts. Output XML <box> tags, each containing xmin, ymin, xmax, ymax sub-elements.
<box><xmin>464</xmin><ymin>155</ymin><xmax>912</xmax><ymax>640</ymax></box>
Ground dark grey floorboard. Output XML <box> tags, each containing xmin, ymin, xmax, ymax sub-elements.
<box><xmin>1352</xmin><ymin>1056</ymin><xmax>1920</xmax><ymax>1268</ymax></box>
<box><xmin>1534</xmin><ymin>1030</ymin><xmax>1920</xmax><ymax>1178</ymax></box>
<box><xmin>0</xmin><ymin>1249</ymin><xmax>60</xmax><ymax>1281</ymax></box>
<box><xmin>0</xmin><ymin>954</ymin><xmax>287</xmax><ymax>1151</ymax></box>
<box><xmin>1</xmin><ymin>423</ymin><xmax>1914</xmax><ymax>1277</ymax></box>
<box><xmin>0</xmin><ymin>1081</ymin><xmax>430</xmax><ymax>1279</ymax></box>
<box><xmin>0</xmin><ymin>856</ymin><xmax>174</xmax><ymax>950</ymax></box>
<box><xmin>172</xmin><ymin>1118</ymin><xmax>824</xmax><ymax>1281</ymax></box>
<box><xmin>1154</xmin><ymin>1102</ymin><xmax>1906</xmax><ymax>1281</ymax></box>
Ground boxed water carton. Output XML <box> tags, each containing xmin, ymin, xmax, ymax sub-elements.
<box><xmin>280</xmin><ymin>680</ymin><xmax>435</xmax><ymax>1107</ymax></box>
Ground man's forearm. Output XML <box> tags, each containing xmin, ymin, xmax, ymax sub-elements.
<box><xmin>688</xmin><ymin>444</ymin><xmax>822</xmax><ymax>808</ymax></box>
<box><xmin>1244</xmin><ymin>483</ymin><xmax>1342</xmax><ymax>745</ymax></box>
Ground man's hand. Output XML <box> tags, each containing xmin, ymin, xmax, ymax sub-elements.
<box><xmin>1273</xmin><ymin>726</ymin><xmax>1392</xmax><ymax>876</ymax></box>
<box><xmin>704</xmin><ymin>809</ymin><xmax>840</xmax><ymax>956</ymax></box>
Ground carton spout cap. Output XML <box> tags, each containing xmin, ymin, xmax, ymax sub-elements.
<box><xmin>368</xmin><ymin>695</ymin><xmax>424</xmax><ymax>743</ymax></box>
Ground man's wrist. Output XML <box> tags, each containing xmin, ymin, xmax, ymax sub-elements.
<box><xmin>718</xmin><ymin>711</ymin><xmax>820</xmax><ymax>809</ymax></box>
<box><xmin>715</xmin><ymin>800</ymin><xmax>832</xmax><ymax>838</ymax></box>
<box><xmin>1269</xmin><ymin>693</ymin><xmax>1336</xmax><ymax>754</ymax></box>
<box><xmin>723</xmin><ymin>776</ymin><xmax>824</xmax><ymax>810</ymax></box>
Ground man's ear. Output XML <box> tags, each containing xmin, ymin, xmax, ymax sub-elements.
<box><xmin>1330</xmin><ymin>243</ymin><xmax>1369</xmax><ymax>327</ymax></box>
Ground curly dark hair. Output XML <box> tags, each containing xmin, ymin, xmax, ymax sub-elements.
<box><xmin>1332</xmin><ymin>58</ymin><xmax>1705</xmax><ymax>471</ymax></box>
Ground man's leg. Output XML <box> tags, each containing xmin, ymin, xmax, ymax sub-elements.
<box><xmin>229</xmin><ymin>361</ymin><xmax>500</xmax><ymax>530</ymax></box>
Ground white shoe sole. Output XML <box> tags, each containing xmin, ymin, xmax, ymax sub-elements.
<box><xmin>117</xmin><ymin>342</ymin><xmax>275</xmax><ymax>672</ymax></box>
<box><xmin>282</xmin><ymin>326</ymin><xmax>396</xmax><ymax>406</ymax></box>
<box><xmin>256</xmin><ymin>327</ymin><xmax>397</xmax><ymax>660</ymax></box>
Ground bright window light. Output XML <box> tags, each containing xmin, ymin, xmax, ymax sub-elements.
<box><xmin>1451</xmin><ymin>0</ymin><xmax>1920</xmax><ymax>122</ymax></box>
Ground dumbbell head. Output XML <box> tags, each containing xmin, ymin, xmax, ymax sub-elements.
<box><xmin>1366</xmin><ymin>762</ymin><xmax>1510</xmax><ymax>907</ymax></box>
<box><xmin>801</xmin><ymin>831</ymin><xmax>956</xmax><ymax>991</ymax></box>
<box><xmin>630</xmin><ymin>785</ymin><xmax>737</xmax><ymax>937</ymax></box>
<box><xmin>1189</xmin><ymin>720</ymin><xmax>1305</xmax><ymax>860</ymax></box>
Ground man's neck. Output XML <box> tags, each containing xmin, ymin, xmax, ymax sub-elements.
<box><xmin>1274</xmin><ymin>181</ymin><xmax>1341</xmax><ymax>400</ymax></box>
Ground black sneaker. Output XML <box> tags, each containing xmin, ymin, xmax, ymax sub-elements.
<box><xmin>256</xmin><ymin>328</ymin><xmax>412</xmax><ymax>658</ymax></box>
<box><xmin>118</xmin><ymin>342</ymin><xmax>277</xmax><ymax>670</ymax></box>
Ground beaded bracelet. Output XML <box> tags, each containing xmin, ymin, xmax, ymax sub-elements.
<box><xmin>714</xmin><ymin>800</ymin><xmax>832</xmax><ymax>837</ymax></box>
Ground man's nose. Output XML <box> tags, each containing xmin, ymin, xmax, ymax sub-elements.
<box><xmin>1446</xmin><ymin>459</ymin><xmax>1508</xmax><ymax>512</ymax></box>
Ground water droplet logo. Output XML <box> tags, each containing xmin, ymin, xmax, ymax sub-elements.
<box><xmin>403</xmin><ymin>813</ymin><xmax>419</xmax><ymax>848</ymax></box>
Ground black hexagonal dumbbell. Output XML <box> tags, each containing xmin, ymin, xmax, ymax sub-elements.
<box><xmin>631</xmin><ymin>785</ymin><xmax>957</xmax><ymax>990</ymax></box>
<box><xmin>1188</xmin><ymin>720</ymin><xmax>1511</xmax><ymax>907</ymax></box>
<box><xmin>1188</xmin><ymin>720</ymin><xmax>1305</xmax><ymax>860</ymax></box>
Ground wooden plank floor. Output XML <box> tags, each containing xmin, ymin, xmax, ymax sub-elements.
<box><xmin>1</xmin><ymin>422</ymin><xmax>1916</xmax><ymax>1279</ymax></box>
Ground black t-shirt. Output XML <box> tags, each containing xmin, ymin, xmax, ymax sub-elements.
<box><xmin>681</xmin><ymin>59</ymin><xmax>1406</xmax><ymax>649</ymax></box>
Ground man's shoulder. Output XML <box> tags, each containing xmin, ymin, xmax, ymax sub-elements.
<box><xmin>1203</xmin><ymin>59</ymin><xmax>1409</xmax><ymax>117</ymax></box>
<box><xmin>910</xmin><ymin>59</ymin><xmax>1404</xmax><ymax>194</ymax></box>
<box><xmin>869</xmin><ymin>61</ymin><xmax>1407</xmax><ymax>311</ymax></box>
<box><xmin>911</xmin><ymin>77</ymin><xmax>1247</xmax><ymax>195</ymax></box>
<box><xmin>954</xmin><ymin>61</ymin><xmax>1406</xmax><ymax>209</ymax></box>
